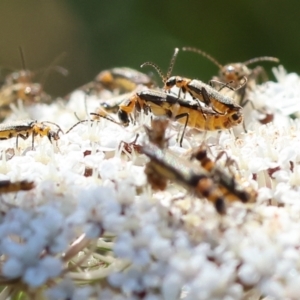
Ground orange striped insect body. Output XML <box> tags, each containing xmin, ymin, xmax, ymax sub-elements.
<box><xmin>118</xmin><ymin>89</ymin><xmax>243</xmax><ymax>146</ymax></box>
<box><xmin>141</xmin><ymin>48</ymin><xmax>245</xmax><ymax>116</ymax></box>
<box><xmin>78</xmin><ymin>67</ymin><xmax>154</xmax><ymax>99</ymax></box>
<box><xmin>95</xmin><ymin>67</ymin><xmax>154</xmax><ymax>93</ymax></box>
<box><xmin>0</xmin><ymin>119</ymin><xmax>63</xmax><ymax>149</ymax></box>
<box><xmin>142</xmin><ymin>119</ymin><xmax>227</xmax><ymax>214</ymax></box>
<box><xmin>0</xmin><ymin>180</ymin><xmax>34</xmax><ymax>193</ymax></box>
<box><xmin>182</xmin><ymin>47</ymin><xmax>279</xmax><ymax>113</ymax></box>
<box><xmin>190</xmin><ymin>144</ymin><xmax>257</xmax><ymax>203</ymax></box>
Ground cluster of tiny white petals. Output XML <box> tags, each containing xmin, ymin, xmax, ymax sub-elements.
<box><xmin>0</xmin><ymin>205</ymin><xmax>71</xmax><ymax>287</ymax></box>
<box><xmin>45</xmin><ymin>278</ymin><xmax>93</xmax><ymax>300</ymax></box>
<box><xmin>2</xmin><ymin>66</ymin><xmax>300</xmax><ymax>300</ymax></box>
<box><xmin>250</xmin><ymin>65</ymin><xmax>300</xmax><ymax>117</ymax></box>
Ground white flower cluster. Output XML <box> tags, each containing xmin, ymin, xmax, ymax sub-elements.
<box><xmin>250</xmin><ymin>66</ymin><xmax>300</xmax><ymax>117</ymax></box>
<box><xmin>0</xmin><ymin>66</ymin><xmax>300</xmax><ymax>299</ymax></box>
<box><xmin>0</xmin><ymin>206</ymin><xmax>66</xmax><ymax>287</ymax></box>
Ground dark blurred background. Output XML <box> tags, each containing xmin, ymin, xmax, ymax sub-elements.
<box><xmin>0</xmin><ymin>1</ymin><xmax>297</xmax><ymax>97</ymax></box>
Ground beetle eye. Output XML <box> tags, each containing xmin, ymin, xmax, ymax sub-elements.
<box><xmin>118</xmin><ymin>110</ymin><xmax>129</xmax><ymax>125</ymax></box>
<box><xmin>232</xmin><ymin>113</ymin><xmax>240</xmax><ymax>121</ymax></box>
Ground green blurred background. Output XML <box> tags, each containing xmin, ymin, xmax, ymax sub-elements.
<box><xmin>0</xmin><ymin>1</ymin><xmax>298</xmax><ymax>97</ymax></box>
